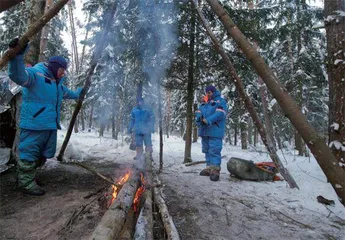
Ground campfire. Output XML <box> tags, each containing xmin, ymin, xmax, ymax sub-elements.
<box><xmin>91</xmin><ymin>153</ymin><xmax>180</xmax><ymax>240</ymax></box>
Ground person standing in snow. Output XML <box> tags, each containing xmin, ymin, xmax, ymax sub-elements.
<box><xmin>7</xmin><ymin>38</ymin><xmax>82</xmax><ymax>196</ymax></box>
<box><xmin>127</xmin><ymin>97</ymin><xmax>155</xmax><ymax>160</ymax></box>
<box><xmin>195</xmin><ymin>85</ymin><xmax>228</xmax><ymax>181</ymax></box>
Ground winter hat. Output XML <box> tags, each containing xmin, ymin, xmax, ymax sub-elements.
<box><xmin>205</xmin><ymin>85</ymin><xmax>216</xmax><ymax>93</ymax></box>
<box><xmin>47</xmin><ymin>56</ymin><xmax>68</xmax><ymax>79</ymax></box>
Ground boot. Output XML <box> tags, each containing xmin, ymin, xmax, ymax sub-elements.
<box><xmin>134</xmin><ymin>147</ymin><xmax>143</xmax><ymax>160</ymax></box>
<box><xmin>209</xmin><ymin>166</ymin><xmax>221</xmax><ymax>181</ymax></box>
<box><xmin>145</xmin><ymin>146</ymin><xmax>153</xmax><ymax>160</ymax></box>
<box><xmin>199</xmin><ymin>167</ymin><xmax>211</xmax><ymax>176</ymax></box>
<box><xmin>17</xmin><ymin>159</ymin><xmax>45</xmax><ymax>196</ymax></box>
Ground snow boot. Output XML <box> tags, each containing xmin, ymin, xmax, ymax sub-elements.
<box><xmin>199</xmin><ymin>168</ymin><xmax>211</xmax><ymax>176</ymax></box>
<box><xmin>17</xmin><ymin>159</ymin><xmax>45</xmax><ymax>196</ymax></box>
<box><xmin>209</xmin><ymin>166</ymin><xmax>221</xmax><ymax>181</ymax></box>
<box><xmin>134</xmin><ymin>147</ymin><xmax>144</xmax><ymax>160</ymax></box>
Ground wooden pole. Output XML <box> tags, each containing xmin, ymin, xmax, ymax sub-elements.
<box><xmin>57</xmin><ymin>1</ymin><xmax>118</xmax><ymax>161</ymax></box>
<box><xmin>0</xmin><ymin>0</ymin><xmax>69</xmax><ymax>70</ymax></box>
<box><xmin>192</xmin><ymin>1</ymin><xmax>298</xmax><ymax>189</ymax></box>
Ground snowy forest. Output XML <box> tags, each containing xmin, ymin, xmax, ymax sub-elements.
<box><xmin>0</xmin><ymin>0</ymin><xmax>344</xmax><ymax>239</ymax></box>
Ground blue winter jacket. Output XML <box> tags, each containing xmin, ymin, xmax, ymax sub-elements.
<box><xmin>128</xmin><ymin>104</ymin><xmax>155</xmax><ymax>135</ymax></box>
<box><xmin>195</xmin><ymin>90</ymin><xmax>227</xmax><ymax>138</ymax></box>
<box><xmin>8</xmin><ymin>54</ymin><xmax>81</xmax><ymax>130</ymax></box>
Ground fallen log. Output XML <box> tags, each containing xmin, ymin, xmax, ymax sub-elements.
<box><xmin>90</xmin><ymin>170</ymin><xmax>140</xmax><ymax>240</ymax></box>
<box><xmin>134</xmin><ymin>153</ymin><xmax>154</xmax><ymax>240</ymax></box>
<box><xmin>153</xmin><ymin>175</ymin><xmax>180</xmax><ymax>240</ymax></box>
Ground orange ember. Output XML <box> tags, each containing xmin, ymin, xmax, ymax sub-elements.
<box><xmin>110</xmin><ymin>171</ymin><xmax>131</xmax><ymax>204</ymax></box>
<box><xmin>133</xmin><ymin>173</ymin><xmax>146</xmax><ymax>212</ymax></box>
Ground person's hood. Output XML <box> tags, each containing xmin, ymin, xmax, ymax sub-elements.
<box><xmin>33</xmin><ymin>63</ymin><xmax>65</xmax><ymax>84</ymax></box>
<box><xmin>210</xmin><ymin>90</ymin><xmax>221</xmax><ymax>100</ymax></box>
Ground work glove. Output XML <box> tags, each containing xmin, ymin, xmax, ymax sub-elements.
<box><xmin>202</xmin><ymin>118</ymin><xmax>208</xmax><ymax>125</ymax></box>
<box><xmin>8</xmin><ymin>38</ymin><xmax>29</xmax><ymax>55</ymax></box>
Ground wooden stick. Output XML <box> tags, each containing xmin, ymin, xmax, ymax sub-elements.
<box><xmin>153</xmin><ymin>175</ymin><xmax>180</xmax><ymax>240</ymax></box>
<box><xmin>0</xmin><ymin>0</ymin><xmax>69</xmax><ymax>69</ymax></box>
<box><xmin>57</xmin><ymin>0</ymin><xmax>119</xmax><ymax>161</ymax></box>
<box><xmin>69</xmin><ymin>162</ymin><xmax>122</xmax><ymax>188</ymax></box>
<box><xmin>184</xmin><ymin>161</ymin><xmax>206</xmax><ymax>166</ymax></box>
<box><xmin>90</xmin><ymin>170</ymin><xmax>140</xmax><ymax>240</ymax></box>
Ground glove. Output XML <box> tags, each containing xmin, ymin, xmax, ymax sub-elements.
<box><xmin>202</xmin><ymin>118</ymin><xmax>208</xmax><ymax>125</ymax></box>
<box><xmin>9</xmin><ymin>38</ymin><xmax>28</xmax><ymax>55</ymax></box>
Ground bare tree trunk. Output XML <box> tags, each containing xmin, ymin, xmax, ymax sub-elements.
<box><xmin>325</xmin><ymin>0</ymin><xmax>345</xmax><ymax>171</ymax></box>
<box><xmin>165</xmin><ymin>89</ymin><xmax>171</xmax><ymax>138</ymax></box>
<box><xmin>193</xmin><ymin>1</ymin><xmax>299</xmax><ymax>189</ymax></box>
<box><xmin>240</xmin><ymin>113</ymin><xmax>248</xmax><ymax>150</ymax></box>
<box><xmin>192</xmin><ymin>103</ymin><xmax>198</xmax><ymax>143</ymax></box>
<box><xmin>68</xmin><ymin>1</ymin><xmax>79</xmax><ymax>74</ymax></box>
<box><xmin>38</xmin><ymin>0</ymin><xmax>53</xmax><ymax>62</ymax></box>
<box><xmin>79</xmin><ymin>13</ymin><xmax>91</xmax><ymax>70</ymax></box>
<box><xmin>158</xmin><ymin>82</ymin><xmax>164</xmax><ymax>172</ymax></box>
<box><xmin>74</xmin><ymin>115</ymin><xmax>79</xmax><ymax>133</ymax></box>
<box><xmin>206</xmin><ymin>0</ymin><xmax>345</xmax><ymax>202</ymax></box>
<box><xmin>254</xmin><ymin>126</ymin><xmax>257</xmax><ymax>146</ymax></box>
<box><xmin>248</xmin><ymin>118</ymin><xmax>253</xmax><ymax>145</ymax></box>
<box><xmin>88</xmin><ymin>102</ymin><xmax>94</xmax><ymax>130</ymax></box>
<box><xmin>57</xmin><ymin>1</ymin><xmax>119</xmax><ymax>161</ymax></box>
<box><xmin>80</xmin><ymin>109</ymin><xmax>85</xmax><ymax>131</ymax></box>
<box><xmin>0</xmin><ymin>0</ymin><xmax>25</xmax><ymax>13</ymax></box>
<box><xmin>0</xmin><ymin>0</ymin><xmax>70</xmax><ymax>69</ymax></box>
<box><xmin>25</xmin><ymin>0</ymin><xmax>45</xmax><ymax>65</ymax></box>
<box><xmin>184</xmin><ymin>3</ymin><xmax>196</xmax><ymax>163</ymax></box>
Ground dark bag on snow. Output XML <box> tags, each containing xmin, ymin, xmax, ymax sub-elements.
<box><xmin>227</xmin><ymin>157</ymin><xmax>277</xmax><ymax>181</ymax></box>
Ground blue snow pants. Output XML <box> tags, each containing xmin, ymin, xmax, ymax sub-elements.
<box><xmin>135</xmin><ymin>133</ymin><xmax>152</xmax><ymax>147</ymax></box>
<box><xmin>201</xmin><ymin>136</ymin><xmax>222</xmax><ymax>167</ymax></box>
<box><xmin>19</xmin><ymin>129</ymin><xmax>57</xmax><ymax>161</ymax></box>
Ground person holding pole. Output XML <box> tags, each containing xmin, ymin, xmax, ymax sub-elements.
<box><xmin>7</xmin><ymin>38</ymin><xmax>82</xmax><ymax>196</ymax></box>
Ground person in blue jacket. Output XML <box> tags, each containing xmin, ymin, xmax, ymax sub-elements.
<box><xmin>7</xmin><ymin>39</ymin><xmax>82</xmax><ymax>196</ymax></box>
<box><xmin>195</xmin><ymin>85</ymin><xmax>228</xmax><ymax>181</ymax></box>
<box><xmin>127</xmin><ymin>97</ymin><xmax>155</xmax><ymax>160</ymax></box>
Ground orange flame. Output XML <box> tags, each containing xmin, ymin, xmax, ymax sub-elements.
<box><xmin>133</xmin><ymin>173</ymin><xmax>146</xmax><ymax>212</ymax></box>
<box><xmin>110</xmin><ymin>171</ymin><xmax>131</xmax><ymax>204</ymax></box>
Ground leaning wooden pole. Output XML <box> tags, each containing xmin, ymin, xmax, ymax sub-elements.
<box><xmin>90</xmin><ymin>170</ymin><xmax>140</xmax><ymax>240</ymax></box>
<box><xmin>0</xmin><ymin>0</ymin><xmax>69</xmax><ymax>69</ymax></box>
<box><xmin>206</xmin><ymin>0</ymin><xmax>344</xmax><ymax>203</ymax></box>
<box><xmin>57</xmin><ymin>1</ymin><xmax>118</xmax><ymax>161</ymax></box>
<box><xmin>192</xmin><ymin>1</ymin><xmax>298</xmax><ymax>189</ymax></box>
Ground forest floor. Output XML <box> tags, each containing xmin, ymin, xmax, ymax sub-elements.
<box><xmin>0</xmin><ymin>130</ymin><xmax>345</xmax><ymax>240</ymax></box>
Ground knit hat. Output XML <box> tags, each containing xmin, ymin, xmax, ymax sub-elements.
<box><xmin>205</xmin><ymin>85</ymin><xmax>216</xmax><ymax>93</ymax></box>
<box><xmin>47</xmin><ymin>56</ymin><xmax>67</xmax><ymax>79</ymax></box>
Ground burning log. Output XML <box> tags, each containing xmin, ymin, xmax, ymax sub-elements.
<box><xmin>90</xmin><ymin>170</ymin><xmax>140</xmax><ymax>240</ymax></box>
<box><xmin>153</xmin><ymin>175</ymin><xmax>180</xmax><ymax>240</ymax></box>
<box><xmin>134</xmin><ymin>153</ymin><xmax>154</xmax><ymax>240</ymax></box>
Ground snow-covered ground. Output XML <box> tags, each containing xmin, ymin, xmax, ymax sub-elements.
<box><xmin>56</xmin><ymin>129</ymin><xmax>345</xmax><ymax>239</ymax></box>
